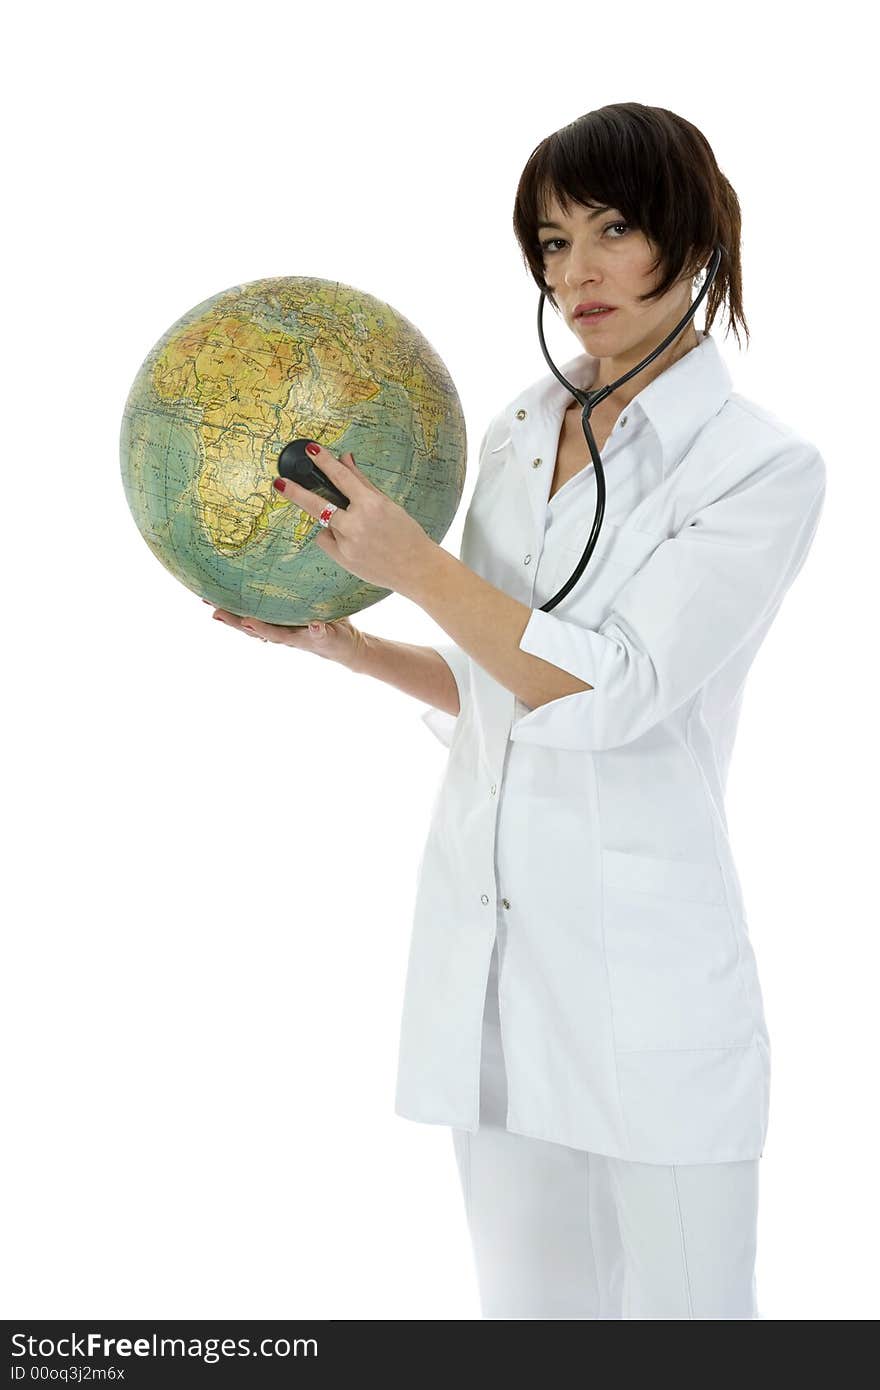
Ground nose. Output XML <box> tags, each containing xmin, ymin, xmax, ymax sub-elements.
<box><xmin>563</xmin><ymin>270</ymin><xmax>601</xmax><ymax>296</ymax></box>
<box><xmin>561</xmin><ymin>251</ymin><xmax>602</xmax><ymax>302</ymax></box>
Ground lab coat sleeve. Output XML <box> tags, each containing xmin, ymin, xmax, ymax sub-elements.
<box><xmin>509</xmin><ymin>441</ymin><xmax>827</xmax><ymax>752</ymax></box>
<box><xmin>419</xmin><ymin>420</ymin><xmax>496</xmax><ymax>747</ymax></box>
<box><xmin>420</xmin><ymin>642</ymin><xmax>472</xmax><ymax>747</ymax></box>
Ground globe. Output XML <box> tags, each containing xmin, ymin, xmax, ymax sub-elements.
<box><xmin>119</xmin><ymin>275</ymin><xmax>467</xmax><ymax>625</ymax></box>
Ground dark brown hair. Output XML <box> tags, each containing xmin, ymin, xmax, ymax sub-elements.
<box><xmin>512</xmin><ymin>102</ymin><xmax>749</xmax><ymax>351</ymax></box>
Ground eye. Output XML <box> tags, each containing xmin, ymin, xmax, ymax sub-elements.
<box><xmin>540</xmin><ymin>221</ymin><xmax>630</xmax><ymax>254</ymax></box>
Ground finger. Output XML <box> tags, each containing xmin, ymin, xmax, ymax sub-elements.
<box><xmin>299</xmin><ymin>442</ymin><xmax>379</xmax><ymax>495</ymax></box>
<box><xmin>212</xmin><ymin>610</ymin><xmax>262</xmax><ymax>638</ymax></box>
<box><xmin>240</xmin><ymin>617</ymin><xmax>316</xmax><ymax>645</ymax></box>
<box><xmin>272</xmin><ymin>474</ymin><xmax>324</xmax><ymax>517</ymax></box>
<box><xmin>339</xmin><ymin>449</ymin><xmax>382</xmax><ymax>492</ymax></box>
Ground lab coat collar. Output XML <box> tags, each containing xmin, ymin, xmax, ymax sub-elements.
<box><xmin>508</xmin><ymin>328</ymin><xmax>734</xmax><ymax>486</ymax></box>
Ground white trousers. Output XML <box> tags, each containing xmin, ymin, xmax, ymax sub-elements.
<box><xmin>451</xmin><ymin>935</ymin><xmax>760</xmax><ymax>1319</ymax></box>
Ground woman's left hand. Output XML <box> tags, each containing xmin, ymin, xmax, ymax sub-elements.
<box><xmin>273</xmin><ymin>443</ymin><xmax>435</xmax><ymax>595</ymax></box>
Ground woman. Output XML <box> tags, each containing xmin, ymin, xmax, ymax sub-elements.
<box><xmin>210</xmin><ymin>103</ymin><xmax>826</xmax><ymax>1319</ymax></box>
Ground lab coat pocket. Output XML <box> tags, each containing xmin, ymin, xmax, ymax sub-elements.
<box><xmin>547</xmin><ymin>523</ymin><xmax>663</xmax><ymax>623</ymax></box>
<box><xmin>601</xmin><ymin>848</ymin><xmax>755</xmax><ymax>1053</ymax></box>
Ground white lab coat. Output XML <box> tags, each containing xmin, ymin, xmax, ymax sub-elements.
<box><xmin>394</xmin><ymin>329</ymin><xmax>826</xmax><ymax>1165</ymax></box>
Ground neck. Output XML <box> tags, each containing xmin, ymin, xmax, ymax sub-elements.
<box><xmin>589</xmin><ymin>322</ymin><xmax>700</xmax><ymax>407</ymax></box>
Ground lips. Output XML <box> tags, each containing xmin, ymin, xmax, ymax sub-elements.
<box><xmin>575</xmin><ymin>302</ymin><xmax>616</xmax><ymax>316</ymax></box>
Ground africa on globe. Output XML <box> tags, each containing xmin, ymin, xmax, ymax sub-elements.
<box><xmin>119</xmin><ymin>276</ymin><xmax>467</xmax><ymax>625</ymax></box>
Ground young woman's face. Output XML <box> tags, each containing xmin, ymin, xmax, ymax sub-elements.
<box><xmin>537</xmin><ymin>192</ymin><xmax>697</xmax><ymax>355</ymax></box>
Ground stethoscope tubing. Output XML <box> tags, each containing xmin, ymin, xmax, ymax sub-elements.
<box><xmin>536</xmin><ymin>244</ymin><xmax>724</xmax><ymax>612</ymax></box>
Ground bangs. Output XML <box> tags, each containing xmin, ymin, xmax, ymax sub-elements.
<box><xmin>511</xmin><ymin>103</ymin><xmax>746</xmax><ymax>349</ymax></box>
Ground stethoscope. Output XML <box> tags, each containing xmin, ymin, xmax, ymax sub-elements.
<box><xmin>275</xmin><ymin>244</ymin><xmax>724</xmax><ymax>612</ymax></box>
<box><xmin>535</xmin><ymin>244</ymin><xmax>724</xmax><ymax>612</ymax></box>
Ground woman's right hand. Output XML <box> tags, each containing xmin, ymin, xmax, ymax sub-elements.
<box><xmin>206</xmin><ymin>605</ymin><xmax>367</xmax><ymax>670</ymax></box>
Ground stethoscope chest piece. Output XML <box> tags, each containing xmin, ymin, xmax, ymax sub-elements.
<box><xmin>276</xmin><ymin>439</ymin><xmax>351</xmax><ymax>509</ymax></box>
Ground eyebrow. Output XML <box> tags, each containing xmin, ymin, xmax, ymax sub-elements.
<box><xmin>537</xmin><ymin>206</ymin><xmax>614</xmax><ymax>229</ymax></box>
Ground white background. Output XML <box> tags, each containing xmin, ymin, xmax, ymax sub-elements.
<box><xmin>3</xmin><ymin>0</ymin><xmax>876</xmax><ymax>1322</ymax></box>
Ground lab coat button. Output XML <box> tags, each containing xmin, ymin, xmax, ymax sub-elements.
<box><xmin>524</xmin><ymin>554</ymin><xmax>532</xmax><ymax>565</ymax></box>
<box><xmin>532</xmin><ymin>457</ymin><xmax>543</xmax><ymax>468</ymax></box>
<box><xmin>501</xmin><ymin>898</ymin><xmax>511</xmax><ymax>909</ymax></box>
<box><xmin>481</xmin><ymin>894</ymin><xmax>489</xmax><ymax>905</ymax></box>
<box><xmin>620</xmin><ymin>414</ymin><xmax>628</xmax><ymax>426</ymax></box>
<box><xmin>515</xmin><ymin>408</ymin><xmax>527</xmax><ymax>420</ymax></box>
<box><xmin>490</xmin><ymin>784</ymin><xmax>497</xmax><ymax>795</ymax></box>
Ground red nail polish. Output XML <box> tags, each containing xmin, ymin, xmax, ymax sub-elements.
<box><xmin>305</xmin><ymin>442</ymin><xmax>321</xmax><ymax>456</ymax></box>
<box><xmin>273</xmin><ymin>477</ymin><xmax>286</xmax><ymax>491</ymax></box>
